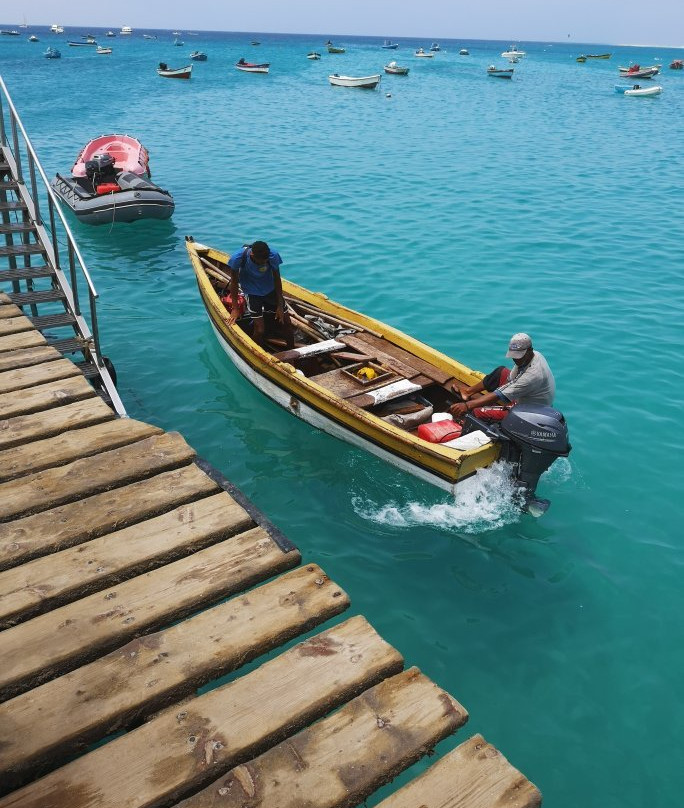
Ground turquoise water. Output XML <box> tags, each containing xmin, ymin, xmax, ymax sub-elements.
<box><xmin>2</xmin><ymin>28</ymin><xmax>683</xmax><ymax>806</ymax></box>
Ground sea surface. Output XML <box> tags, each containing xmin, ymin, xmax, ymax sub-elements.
<box><xmin>1</xmin><ymin>27</ymin><xmax>683</xmax><ymax>807</ymax></box>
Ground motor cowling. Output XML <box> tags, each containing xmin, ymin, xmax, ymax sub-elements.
<box><xmin>461</xmin><ymin>403</ymin><xmax>571</xmax><ymax>513</ymax></box>
<box><xmin>85</xmin><ymin>153</ymin><xmax>117</xmax><ymax>181</ymax></box>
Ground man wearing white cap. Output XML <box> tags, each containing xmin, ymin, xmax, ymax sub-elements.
<box><xmin>449</xmin><ymin>333</ymin><xmax>555</xmax><ymax>418</ymax></box>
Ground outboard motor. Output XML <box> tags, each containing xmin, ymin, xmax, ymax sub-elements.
<box><xmin>84</xmin><ymin>153</ymin><xmax>117</xmax><ymax>186</ymax></box>
<box><xmin>461</xmin><ymin>404</ymin><xmax>571</xmax><ymax>515</ymax></box>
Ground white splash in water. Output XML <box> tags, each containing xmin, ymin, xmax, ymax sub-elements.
<box><xmin>352</xmin><ymin>462</ymin><xmax>526</xmax><ymax>534</ymax></box>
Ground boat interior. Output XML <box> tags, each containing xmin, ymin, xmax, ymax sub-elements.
<box><xmin>202</xmin><ymin>260</ymin><xmax>474</xmax><ymax>437</ymax></box>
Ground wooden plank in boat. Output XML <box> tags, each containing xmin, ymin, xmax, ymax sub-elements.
<box><xmin>0</xmin><ymin>464</ymin><xmax>221</xmax><ymax>572</ymax></box>
<box><xmin>0</xmin><ymin>314</ymin><xmax>34</xmax><ymax>337</ymax></box>
<box><xmin>375</xmin><ymin>733</ymin><xmax>541</xmax><ymax>808</ymax></box>
<box><xmin>0</xmin><ymin>564</ymin><xmax>348</xmax><ymax>792</ymax></box>
<box><xmin>0</xmin><ymin>357</ymin><xmax>82</xmax><ymax>395</ymax></box>
<box><xmin>3</xmin><ymin>616</ymin><xmax>403</xmax><ymax>808</ymax></box>
<box><xmin>0</xmin><ymin>417</ymin><xmax>162</xmax><ymax>483</ymax></box>
<box><xmin>0</xmin><ymin>490</ymin><xmax>254</xmax><ymax>628</ymax></box>
<box><xmin>0</xmin><ymin>329</ymin><xmax>46</xmax><ymax>353</ymax></box>
<box><xmin>310</xmin><ymin>365</ymin><xmax>404</xmax><ymax>399</ymax></box>
<box><xmin>0</xmin><ymin>431</ymin><xmax>195</xmax><ymax>522</ymax></box>
<box><xmin>173</xmin><ymin>668</ymin><xmax>468</xmax><ymax>808</ymax></box>
<box><xmin>0</xmin><ymin>375</ymin><xmax>96</xmax><ymax>419</ymax></box>
<box><xmin>330</xmin><ymin>350</ymin><xmax>374</xmax><ymax>362</ymax></box>
<box><xmin>274</xmin><ymin>338</ymin><xmax>345</xmax><ymax>362</ymax></box>
<box><xmin>0</xmin><ymin>526</ymin><xmax>299</xmax><ymax>701</ymax></box>
<box><xmin>347</xmin><ymin>375</ymin><xmax>433</xmax><ymax>409</ymax></box>
<box><xmin>340</xmin><ymin>333</ymin><xmax>419</xmax><ymax>378</ymax></box>
<box><xmin>0</xmin><ymin>396</ymin><xmax>115</xmax><ymax>452</ymax></box>
<box><xmin>342</xmin><ymin>332</ymin><xmax>453</xmax><ymax>384</ymax></box>
<box><xmin>0</xmin><ymin>344</ymin><xmax>62</xmax><ymax>373</ymax></box>
<box><xmin>0</xmin><ymin>302</ymin><xmax>22</xmax><ymax>319</ymax></box>
<box><xmin>0</xmin><ymin>292</ymin><xmax>12</xmax><ymax>304</ymax></box>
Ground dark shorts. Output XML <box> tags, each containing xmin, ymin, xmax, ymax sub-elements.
<box><xmin>245</xmin><ymin>290</ymin><xmax>277</xmax><ymax>319</ymax></box>
<box><xmin>481</xmin><ymin>366</ymin><xmax>511</xmax><ymax>392</ymax></box>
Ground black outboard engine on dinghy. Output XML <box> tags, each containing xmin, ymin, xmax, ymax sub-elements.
<box><xmin>461</xmin><ymin>404</ymin><xmax>571</xmax><ymax>515</ymax></box>
<box><xmin>84</xmin><ymin>153</ymin><xmax>117</xmax><ymax>186</ymax></box>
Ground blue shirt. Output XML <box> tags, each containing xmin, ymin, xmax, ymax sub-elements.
<box><xmin>228</xmin><ymin>247</ymin><xmax>283</xmax><ymax>296</ymax></box>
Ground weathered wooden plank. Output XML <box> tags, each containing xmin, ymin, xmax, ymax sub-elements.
<box><xmin>0</xmin><ymin>616</ymin><xmax>402</xmax><ymax>808</ymax></box>
<box><xmin>310</xmin><ymin>365</ymin><xmax>405</xmax><ymax>399</ymax></box>
<box><xmin>0</xmin><ymin>344</ymin><xmax>62</xmax><ymax>373</ymax></box>
<box><xmin>342</xmin><ymin>333</ymin><xmax>453</xmax><ymax>385</ymax></box>
<box><xmin>0</xmin><ymin>293</ymin><xmax>12</xmax><ymax>304</ymax></box>
<box><xmin>0</xmin><ymin>374</ymin><xmax>95</xmax><ymax>419</ymax></box>
<box><xmin>0</xmin><ymin>330</ymin><xmax>46</xmax><ymax>353</ymax></box>
<box><xmin>0</xmin><ymin>396</ymin><xmax>115</xmax><ymax>452</ymax></box>
<box><xmin>339</xmin><ymin>334</ymin><xmax>422</xmax><ymax>379</ymax></box>
<box><xmin>0</xmin><ymin>490</ymin><xmax>254</xmax><ymax>627</ymax></box>
<box><xmin>0</xmin><ymin>526</ymin><xmax>299</xmax><ymax>701</ymax></box>
<box><xmin>0</xmin><ymin>303</ymin><xmax>23</xmax><ymax>319</ymax></box>
<box><xmin>0</xmin><ymin>564</ymin><xmax>349</xmax><ymax>792</ymax></box>
<box><xmin>0</xmin><ymin>314</ymin><xmax>34</xmax><ymax>337</ymax></box>
<box><xmin>0</xmin><ymin>357</ymin><xmax>81</xmax><ymax>395</ymax></box>
<box><xmin>0</xmin><ymin>431</ymin><xmax>195</xmax><ymax>522</ymax></box>
<box><xmin>174</xmin><ymin>667</ymin><xmax>468</xmax><ymax>808</ymax></box>
<box><xmin>0</xmin><ymin>464</ymin><xmax>220</xmax><ymax>571</ymax></box>
<box><xmin>0</xmin><ymin>417</ymin><xmax>162</xmax><ymax>483</ymax></box>
<box><xmin>346</xmin><ymin>375</ymin><xmax>432</xmax><ymax>409</ymax></box>
<box><xmin>375</xmin><ymin>733</ymin><xmax>542</xmax><ymax>808</ymax></box>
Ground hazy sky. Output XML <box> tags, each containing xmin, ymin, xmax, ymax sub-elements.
<box><xmin>7</xmin><ymin>1</ymin><xmax>684</xmax><ymax>47</ymax></box>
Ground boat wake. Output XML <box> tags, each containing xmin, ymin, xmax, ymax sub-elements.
<box><xmin>353</xmin><ymin>463</ymin><xmax>528</xmax><ymax>533</ymax></box>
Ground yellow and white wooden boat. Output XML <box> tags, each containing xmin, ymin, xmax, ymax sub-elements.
<box><xmin>186</xmin><ymin>237</ymin><xmax>570</xmax><ymax>508</ymax></box>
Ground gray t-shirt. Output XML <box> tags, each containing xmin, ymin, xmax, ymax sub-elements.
<box><xmin>496</xmin><ymin>351</ymin><xmax>555</xmax><ymax>406</ymax></box>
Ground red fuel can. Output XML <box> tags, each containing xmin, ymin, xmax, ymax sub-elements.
<box><xmin>417</xmin><ymin>420</ymin><xmax>463</xmax><ymax>443</ymax></box>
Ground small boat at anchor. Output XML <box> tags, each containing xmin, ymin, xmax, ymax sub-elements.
<box><xmin>459</xmin><ymin>49</ymin><xmax>469</xmax><ymax>55</ymax></box>
<box><xmin>430</xmin><ymin>42</ymin><xmax>441</xmax><ymax>51</ymax></box>
<box><xmin>28</xmin><ymin>35</ymin><xmax>39</xmax><ymax>42</ymax></box>
<box><xmin>235</xmin><ymin>59</ymin><xmax>270</xmax><ymax>73</ymax></box>
<box><xmin>307</xmin><ymin>51</ymin><xmax>321</xmax><ymax>60</ymax></box>
<box><xmin>487</xmin><ymin>66</ymin><xmax>514</xmax><ymax>78</ymax></box>
<box><xmin>190</xmin><ymin>51</ymin><xmax>207</xmax><ymax>61</ymax></box>
<box><xmin>382</xmin><ymin>40</ymin><xmax>399</xmax><ymax>49</ymax></box>
<box><xmin>384</xmin><ymin>61</ymin><xmax>409</xmax><ymax>75</ymax></box>
<box><xmin>328</xmin><ymin>73</ymin><xmax>381</xmax><ymax>89</ymax></box>
<box><xmin>96</xmin><ymin>46</ymin><xmax>112</xmax><ymax>54</ymax></box>
<box><xmin>414</xmin><ymin>48</ymin><xmax>434</xmax><ymax>58</ymax></box>
<box><xmin>157</xmin><ymin>62</ymin><xmax>192</xmax><ymax>78</ymax></box>
<box><xmin>185</xmin><ymin>237</ymin><xmax>571</xmax><ymax>514</ymax></box>
<box><xmin>619</xmin><ymin>64</ymin><xmax>660</xmax><ymax>78</ymax></box>
<box><xmin>51</xmin><ymin>134</ymin><xmax>174</xmax><ymax>225</ymax></box>
<box><xmin>68</xmin><ymin>40</ymin><xmax>97</xmax><ymax>47</ymax></box>
<box><xmin>585</xmin><ymin>53</ymin><xmax>611</xmax><ymax>59</ymax></box>
<box><xmin>622</xmin><ymin>84</ymin><xmax>663</xmax><ymax>96</ymax></box>
<box><xmin>326</xmin><ymin>43</ymin><xmax>346</xmax><ymax>54</ymax></box>
<box><xmin>501</xmin><ymin>45</ymin><xmax>526</xmax><ymax>58</ymax></box>
<box><xmin>670</xmin><ymin>59</ymin><xmax>683</xmax><ymax>69</ymax></box>
<box><xmin>43</xmin><ymin>46</ymin><xmax>61</xmax><ymax>59</ymax></box>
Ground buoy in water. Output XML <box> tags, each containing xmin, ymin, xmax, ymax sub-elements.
<box><xmin>385</xmin><ymin>92</ymin><xmax>392</xmax><ymax>98</ymax></box>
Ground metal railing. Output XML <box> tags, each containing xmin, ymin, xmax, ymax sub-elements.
<box><xmin>0</xmin><ymin>74</ymin><xmax>126</xmax><ymax>416</ymax></box>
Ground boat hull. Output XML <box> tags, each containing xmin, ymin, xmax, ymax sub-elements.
<box><xmin>329</xmin><ymin>74</ymin><xmax>381</xmax><ymax>88</ymax></box>
<box><xmin>51</xmin><ymin>175</ymin><xmax>174</xmax><ymax>225</ymax></box>
<box><xmin>235</xmin><ymin>64</ymin><xmax>270</xmax><ymax>73</ymax></box>
<box><xmin>623</xmin><ymin>86</ymin><xmax>662</xmax><ymax>96</ymax></box>
<box><xmin>157</xmin><ymin>66</ymin><xmax>192</xmax><ymax>78</ymax></box>
<box><xmin>187</xmin><ymin>240</ymin><xmax>501</xmax><ymax>492</ymax></box>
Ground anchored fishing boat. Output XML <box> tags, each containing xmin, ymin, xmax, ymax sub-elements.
<box><xmin>51</xmin><ymin>134</ymin><xmax>174</xmax><ymax>225</ymax></box>
<box><xmin>190</xmin><ymin>51</ymin><xmax>207</xmax><ymax>61</ymax></box>
<box><xmin>235</xmin><ymin>59</ymin><xmax>270</xmax><ymax>73</ymax></box>
<box><xmin>488</xmin><ymin>66</ymin><xmax>514</xmax><ymax>78</ymax></box>
<box><xmin>157</xmin><ymin>62</ymin><xmax>192</xmax><ymax>78</ymax></box>
<box><xmin>384</xmin><ymin>61</ymin><xmax>409</xmax><ymax>75</ymax></box>
<box><xmin>186</xmin><ymin>237</ymin><xmax>571</xmax><ymax>514</ymax></box>
<box><xmin>328</xmin><ymin>73</ymin><xmax>381</xmax><ymax>88</ymax></box>
<box><xmin>44</xmin><ymin>46</ymin><xmax>61</xmax><ymax>58</ymax></box>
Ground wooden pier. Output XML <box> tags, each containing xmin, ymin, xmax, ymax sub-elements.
<box><xmin>0</xmin><ymin>76</ymin><xmax>541</xmax><ymax>807</ymax></box>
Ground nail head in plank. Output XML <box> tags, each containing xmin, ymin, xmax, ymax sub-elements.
<box><xmin>0</xmin><ymin>564</ymin><xmax>350</xmax><ymax>792</ymax></box>
<box><xmin>374</xmin><ymin>733</ymin><xmax>542</xmax><ymax>808</ymax></box>
<box><xmin>175</xmin><ymin>667</ymin><xmax>468</xmax><ymax>808</ymax></box>
<box><xmin>0</xmin><ymin>490</ymin><xmax>255</xmax><ymax>627</ymax></box>
<box><xmin>0</xmin><ymin>431</ymin><xmax>195</xmax><ymax>522</ymax></box>
<box><xmin>0</xmin><ymin>526</ymin><xmax>300</xmax><ymax>700</ymax></box>
<box><xmin>0</xmin><ymin>357</ymin><xmax>82</xmax><ymax>396</ymax></box>
<box><xmin>0</xmin><ymin>396</ymin><xmax>115</xmax><ymax>452</ymax></box>
<box><xmin>0</xmin><ymin>464</ymin><xmax>221</xmax><ymax>572</ymax></box>
<box><xmin>0</xmin><ymin>417</ymin><xmax>163</xmax><ymax>483</ymax></box>
<box><xmin>1</xmin><ymin>616</ymin><xmax>402</xmax><ymax>808</ymax></box>
<box><xmin>0</xmin><ymin>375</ymin><xmax>96</xmax><ymax>419</ymax></box>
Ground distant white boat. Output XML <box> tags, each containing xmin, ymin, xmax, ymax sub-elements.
<box><xmin>328</xmin><ymin>73</ymin><xmax>381</xmax><ymax>89</ymax></box>
<box><xmin>96</xmin><ymin>45</ymin><xmax>112</xmax><ymax>54</ymax></box>
<box><xmin>414</xmin><ymin>48</ymin><xmax>434</xmax><ymax>58</ymax></box>
<box><xmin>623</xmin><ymin>85</ymin><xmax>663</xmax><ymax>96</ymax></box>
<box><xmin>50</xmin><ymin>24</ymin><xmax>64</xmax><ymax>34</ymax></box>
<box><xmin>501</xmin><ymin>45</ymin><xmax>526</xmax><ymax>57</ymax></box>
<box><xmin>106</xmin><ymin>31</ymin><xmax>116</xmax><ymax>37</ymax></box>
<box><xmin>120</xmin><ymin>26</ymin><xmax>132</xmax><ymax>35</ymax></box>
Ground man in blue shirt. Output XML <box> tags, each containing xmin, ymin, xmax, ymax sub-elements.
<box><xmin>227</xmin><ymin>241</ymin><xmax>293</xmax><ymax>349</ymax></box>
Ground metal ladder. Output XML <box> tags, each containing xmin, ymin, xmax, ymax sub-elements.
<box><xmin>0</xmin><ymin>75</ymin><xmax>125</xmax><ymax>416</ymax></box>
